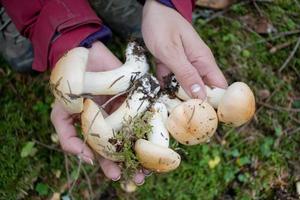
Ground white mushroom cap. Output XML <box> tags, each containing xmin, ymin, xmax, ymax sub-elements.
<box><xmin>217</xmin><ymin>82</ymin><xmax>255</xmax><ymax>127</ymax></box>
<box><xmin>135</xmin><ymin>139</ymin><xmax>181</xmax><ymax>173</ymax></box>
<box><xmin>167</xmin><ymin>99</ymin><xmax>218</xmax><ymax>145</ymax></box>
<box><xmin>50</xmin><ymin>47</ymin><xmax>89</xmax><ymax>113</ymax></box>
<box><xmin>81</xmin><ymin>99</ymin><xmax>122</xmax><ymax>161</ymax></box>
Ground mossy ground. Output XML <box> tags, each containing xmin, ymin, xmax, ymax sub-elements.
<box><xmin>0</xmin><ymin>1</ymin><xmax>300</xmax><ymax>199</ymax></box>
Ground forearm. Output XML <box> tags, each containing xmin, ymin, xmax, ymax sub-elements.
<box><xmin>0</xmin><ymin>0</ymin><xmax>104</xmax><ymax>72</ymax></box>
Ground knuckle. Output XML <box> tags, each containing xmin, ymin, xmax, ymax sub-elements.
<box><xmin>155</xmin><ymin>40</ymin><xmax>183</xmax><ymax>62</ymax></box>
<box><xmin>60</xmin><ymin>142</ymin><xmax>69</xmax><ymax>152</ymax></box>
<box><xmin>177</xmin><ymin>67</ymin><xmax>197</xmax><ymax>81</ymax></box>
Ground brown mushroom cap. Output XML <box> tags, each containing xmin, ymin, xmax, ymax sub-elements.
<box><xmin>50</xmin><ymin>47</ymin><xmax>89</xmax><ymax>114</ymax></box>
<box><xmin>167</xmin><ymin>99</ymin><xmax>218</xmax><ymax>145</ymax></box>
<box><xmin>217</xmin><ymin>82</ymin><xmax>256</xmax><ymax>127</ymax></box>
<box><xmin>134</xmin><ymin>139</ymin><xmax>181</xmax><ymax>173</ymax></box>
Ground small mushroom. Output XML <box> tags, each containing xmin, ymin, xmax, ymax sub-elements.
<box><xmin>167</xmin><ymin>99</ymin><xmax>218</xmax><ymax>145</ymax></box>
<box><xmin>50</xmin><ymin>42</ymin><xmax>149</xmax><ymax>114</ymax></box>
<box><xmin>81</xmin><ymin>74</ymin><xmax>160</xmax><ymax>160</ymax></box>
<box><xmin>210</xmin><ymin>82</ymin><xmax>256</xmax><ymax>127</ymax></box>
<box><xmin>135</xmin><ymin>102</ymin><xmax>181</xmax><ymax>172</ymax></box>
<box><xmin>167</xmin><ymin>75</ymin><xmax>255</xmax><ymax>127</ymax></box>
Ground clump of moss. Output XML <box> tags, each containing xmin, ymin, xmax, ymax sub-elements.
<box><xmin>110</xmin><ymin>111</ymin><xmax>153</xmax><ymax>180</ymax></box>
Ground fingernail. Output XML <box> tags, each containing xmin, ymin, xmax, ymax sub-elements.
<box><xmin>191</xmin><ymin>84</ymin><xmax>201</xmax><ymax>97</ymax></box>
<box><xmin>191</xmin><ymin>84</ymin><xmax>206</xmax><ymax>99</ymax></box>
<box><xmin>135</xmin><ymin>179</ymin><xmax>145</xmax><ymax>186</ymax></box>
<box><xmin>142</xmin><ymin>169</ymin><xmax>152</xmax><ymax>176</ymax></box>
<box><xmin>111</xmin><ymin>175</ymin><xmax>121</xmax><ymax>182</ymax></box>
<box><xmin>87</xmin><ymin>158</ymin><xmax>94</xmax><ymax>166</ymax></box>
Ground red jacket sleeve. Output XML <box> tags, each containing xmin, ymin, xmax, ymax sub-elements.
<box><xmin>1</xmin><ymin>0</ymin><xmax>102</xmax><ymax>72</ymax></box>
<box><xmin>171</xmin><ymin>0</ymin><xmax>195</xmax><ymax>22</ymax></box>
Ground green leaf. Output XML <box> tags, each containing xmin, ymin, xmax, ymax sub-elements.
<box><xmin>231</xmin><ymin>149</ymin><xmax>240</xmax><ymax>158</ymax></box>
<box><xmin>237</xmin><ymin>156</ymin><xmax>251</xmax><ymax>166</ymax></box>
<box><xmin>242</xmin><ymin>50</ymin><xmax>251</xmax><ymax>58</ymax></box>
<box><xmin>238</xmin><ymin>174</ymin><xmax>248</xmax><ymax>183</ymax></box>
<box><xmin>35</xmin><ymin>183</ymin><xmax>49</xmax><ymax>196</ymax></box>
<box><xmin>71</xmin><ymin>168</ymin><xmax>79</xmax><ymax>180</ymax></box>
<box><xmin>292</xmin><ymin>100</ymin><xmax>300</xmax><ymax>109</ymax></box>
<box><xmin>274</xmin><ymin>126</ymin><xmax>282</xmax><ymax>137</ymax></box>
<box><xmin>224</xmin><ymin>170</ymin><xmax>236</xmax><ymax>183</ymax></box>
<box><xmin>20</xmin><ymin>141</ymin><xmax>35</xmax><ymax>158</ymax></box>
<box><xmin>260</xmin><ymin>137</ymin><xmax>274</xmax><ymax>157</ymax></box>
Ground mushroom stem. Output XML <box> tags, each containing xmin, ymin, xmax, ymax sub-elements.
<box><xmin>147</xmin><ymin>102</ymin><xmax>169</xmax><ymax>147</ymax></box>
<box><xmin>106</xmin><ymin>74</ymin><xmax>160</xmax><ymax>131</ymax></box>
<box><xmin>176</xmin><ymin>85</ymin><xmax>226</xmax><ymax>109</ymax></box>
<box><xmin>158</xmin><ymin>94</ymin><xmax>182</xmax><ymax>113</ymax></box>
<box><xmin>50</xmin><ymin>42</ymin><xmax>148</xmax><ymax>114</ymax></box>
<box><xmin>135</xmin><ymin>102</ymin><xmax>181</xmax><ymax>172</ymax></box>
<box><xmin>82</xmin><ymin>43</ymin><xmax>148</xmax><ymax>95</ymax></box>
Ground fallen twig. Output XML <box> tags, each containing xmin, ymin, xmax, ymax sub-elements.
<box><xmin>269</xmin><ymin>38</ymin><xmax>298</xmax><ymax>53</ymax></box>
<box><xmin>257</xmin><ymin>101</ymin><xmax>300</xmax><ymax>113</ymax></box>
<box><xmin>33</xmin><ymin>139</ymin><xmax>63</xmax><ymax>152</ymax></box>
<box><xmin>68</xmin><ymin>156</ymin><xmax>83</xmax><ymax>196</ymax></box>
<box><xmin>287</xmin><ymin>126</ymin><xmax>300</xmax><ymax>135</ymax></box>
<box><xmin>203</xmin><ymin>0</ymin><xmax>251</xmax><ymax>24</ymax></box>
<box><xmin>64</xmin><ymin>154</ymin><xmax>71</xmax><ymax>188</ymax></box>
<box><xmin>82</xmin><ymin>165</ymin><xmax>94</xmax><ymax>200</ymax></box>
<box><xmin>243</xmin><ymin>29</ymin><xmax>300</xmax><ymax>49</ymax></box>
<box><xmin>252</xmin><ymin>0</ymin><xmax>264</xmax><ymax>16</ymax></box>
<box><xmin>278</xmin><ymin>37</ymin><xmax>300</xmax><ymax>73</ymax></box>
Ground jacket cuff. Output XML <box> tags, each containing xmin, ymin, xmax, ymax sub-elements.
<box><xmin>79</xmin><ymin>25</ymin><xmax>112</xmax><ymax>48</ymax></box>
<box><xmin>49</xmin><ymin>25</ymin><xmax>100</xmax><ymax>70</ymax></box>
<box><xmin>26</xmin><ymin>0</ymin><xmax>102</xmax><ymax>72</ymax></box>
<box><xmin>170</xmin><ymin>0</ymin><xmax>194</xmax><ymax>22</ymax></box>
<box><xmin>157</xmin><ymin>0</ymin><xmax>194</xmax><ymax>22</ymax></box>
<box><xmin>158</xmin><ymin>0</ymin><xmax>175</xmax><ymax>8</ymax></box>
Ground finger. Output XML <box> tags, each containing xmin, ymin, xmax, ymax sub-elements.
<box><xmin>87</xmin><ymin>41</ymin><xmax>123</xmax><ymax>72</ymax></box>
<box><xmin>182</xmin><ymin>29</ymin><xmax>228</xmax><ymax>88</ymax></box>
<box><xmin>51</xmin><ymin>101</ymin><xmax>94</xmax><ymax>164</ymax></box>
<box><xmin>156</xmin><ymin>37</ymin><xmax>207</xmax><ymax>99</ymax></box>
<box><xmin>155</xmin><ymin>60</ymin><xmax>171</xmax><ymax>87</ymax></box>
<box><xmin>98</xmin><ymin>157</ymin><xmax>121</xmax><ymax>181</ymax></box>
<box><xmin>133</xmin><ymin>170</ymin><xmax>145</xmax><ymax>186</ymax></box>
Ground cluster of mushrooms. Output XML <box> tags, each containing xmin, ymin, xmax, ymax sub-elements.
<box><xmin>50</xmin><ymin>42</ymin><xmax>256</xmax><ymax>178</ymax></box>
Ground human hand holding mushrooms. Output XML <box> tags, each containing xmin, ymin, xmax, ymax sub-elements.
<box><xmin>49</xmin><ymin>38</ymin><xmax>256</xmax><ymax>191</ymax></box>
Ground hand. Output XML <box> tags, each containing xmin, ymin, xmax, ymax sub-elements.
<box><xmin>142</xmin><ymin>0</ymin><xmax>228</xmax><ymax>99</ymax></box>
<box><xmin>50</xmin><ymin>41</ymin><xmax>146</xmax><ymax>184</ymax></box>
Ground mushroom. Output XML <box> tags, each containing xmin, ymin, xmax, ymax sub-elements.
<box><xmin>165</xmin><ymin>74</ymin><xmax>256</xmax><ymax>127</ymax></box>
<box><xmin>135</xmin><ymin>102</ymin><xmax>181</xmax><ymax>172</ymax></box>
<box><xmin>50</xmin><ymin>42</ymin><xmax>149</xmax><ymax>114</ymax></box>
<box><xmin>81</xmin><ymin>74</ymin><xmax>160</xmax><ymax>161</ymax></box>
<box><xmin>166</xmin><ymin>99</ymin><xmax>218</xmax><ymax>145</ymax></box>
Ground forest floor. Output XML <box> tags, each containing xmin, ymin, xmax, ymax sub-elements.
<box><xmin>0</xmin><ymin>0</ymin><xmax>300</xmax><ymax>199</ymax></box>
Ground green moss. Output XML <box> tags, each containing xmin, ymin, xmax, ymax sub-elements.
<box><xmin>112</xmin><ymin>111</ymin><xmax>153</xmax><ymax>181</ymax></box>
